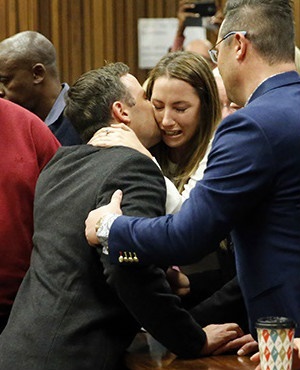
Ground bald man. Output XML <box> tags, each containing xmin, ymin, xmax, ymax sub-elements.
<box><xmin>0</xmin><ymin>31</ymin><xmax>81</xmax><ymax>145</ymax></box>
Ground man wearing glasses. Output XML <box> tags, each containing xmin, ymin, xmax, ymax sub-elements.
<box><xmin>86</xmin><ymin>0</ymin><xmax>300</xmax><ymax>341</ymax></box>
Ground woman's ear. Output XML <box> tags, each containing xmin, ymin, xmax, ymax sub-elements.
<box><xmin>111</xmin><ymin>101</ymin><xmax>131</xmax><ymax>124</ymax></box>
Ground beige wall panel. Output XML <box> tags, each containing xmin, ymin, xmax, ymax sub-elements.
<box><xmin>27</xmin><ymin>0</ymin><xmax>38</xmax><ymax>29</ymax></box>
<box><xmin>59</xmin><ymin>1</ymin><xmax>71</xmax><ymax>82</ymax></box>
<box><xmin>7</xmin><ymin>0</ymin><xmax>17</xmax><ymax>35</ymax></box>
<box><xmin>0</xmin><ymin>0</ymin><xmax>38</xmax><ymax>37</ymax></box>
<box><xmin>92</xmin><ymin>0</ymin><xmax>105</xmax><ymax>71</ymax></box>
<box><xmin>104</xmin><ymin>0</ymin><xmax>115</xmax><ymax>62</ymax></box>
<box><xmin>115</xmin><ymin>0</ymin><xmax>126</xmax><ymax>63</ymax></box>
<box><xmin>69</xmin><ymin>0</ymin><xmax>84</xmax><ymax>82</ymax></box>
<box><xmin>49</xmin><ymin>0</ymin><xmax>62</xmax><ymax>75</ymax></box>
<box><xmin>165</xmin><ymin>0</ymin><xmax>177</xmax><ymax>16</ymax></box>
<box><xmin>0</xmin><ymin>0</ymin><xmax>8</xmax><ymax>36</ymax></box>
<box><xmin>124</xmin><ymin>0</ymin><xmax>137</xmax><ymax>74</ymax></box>
<box><xmin>82</xmin><ymin>0</ymin><xmax>93</xmax><ymax>72</ymax></box>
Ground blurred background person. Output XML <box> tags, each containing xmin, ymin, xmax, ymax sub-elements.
<box><xmin>0</xmin><ymin>31</ymin><xmax>82</xmax><ymax>145</ymax></box>
<box><xmin>170</xmin><ymin>0</ymin><xmax>217</xmax><ymax>69</ymax></box>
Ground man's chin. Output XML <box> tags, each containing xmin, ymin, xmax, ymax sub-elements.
<box><xmin>145</xmin><ymin>133</ymin><xmax>162</xmax><ymax>149</ymax></box>
<box><xmin>140</xmin><ymin>126</ymin><xmax>161</xmax><ymax>149</ymax></box>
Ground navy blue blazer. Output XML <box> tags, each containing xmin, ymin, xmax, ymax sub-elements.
<box><xmin>49</xmin><ymin>112</ymin><xmax>82</xmax><ymax>146</ymax></box>
<box><xmin>108</xmin><ymin>71</ymin><xmax>300</xmax><ymax>336</ymax></box>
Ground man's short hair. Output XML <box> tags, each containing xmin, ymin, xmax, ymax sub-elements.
<box><xmin>222</xmin><ymin>0</ymin><xmax>295</xmax><ymax>65</ymax></box>
<box><xmin>64</xmin><ymin>62</ymin><xmax>134</xmax><ymax>143</ymax></box>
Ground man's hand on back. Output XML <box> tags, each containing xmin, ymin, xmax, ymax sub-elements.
<box><xmin>85</xmin><ymin>189</ymin><xmax>123</xmax><ymax>246</ymax></box>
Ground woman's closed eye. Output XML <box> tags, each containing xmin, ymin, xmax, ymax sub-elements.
<box><xmin>175</xmin><ymin>107</ymin><xmax>187</xmax><ymax>113</ymax></box>
<box><xmin>152</xmin><ymin>104</ymin><xmax>164</xmax><ymax>111</ymax></box>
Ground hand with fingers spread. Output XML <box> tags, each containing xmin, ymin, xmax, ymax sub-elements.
<box><xmin>200</xmin><ymin>323</ymin><xmax>244</xmax><ymax>356</ymax></box>
<box><xmin>85</xmin><ymin>190</ymin><xmax>123</xmax><ymax>246</ymax></box>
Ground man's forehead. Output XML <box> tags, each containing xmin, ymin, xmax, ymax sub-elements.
<box><xmin>0</xmin><ymin>60</ymin><xmax>13</xmax><ymax>73</ymax></box>
<box><xmin>0</xmin><ymin>59</ymin><xmax>25</xmax><ymax>75</ymax></box>
<box><xmin>0</xmin><ymin>54</ymin><xmax>22</xmax><ymax>72</ymax></box>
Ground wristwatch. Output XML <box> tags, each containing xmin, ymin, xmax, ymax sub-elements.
<box><xmin>95</xmin><ymin>213</ymin><xmax>120</xmax><ymax>254</ymax></box>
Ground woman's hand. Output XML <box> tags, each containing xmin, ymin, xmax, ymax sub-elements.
<box><xmin>294</xmin><ymin>339</ymin><xmax>300</xmax><ymax>369</ymax></box>
<box><xmin>88</xmin><ymin>123</ymin><xmax>152</xmax><ymax>158</ymax></box>
<box><xmin>166</xmin><ymin>267</ymin><xmax>190</xmax><ymax>296</ymax></box>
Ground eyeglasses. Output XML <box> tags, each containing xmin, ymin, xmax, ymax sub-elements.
<box><xmin>208</xmin><ymin>31</ymin><xmax>247</xmax><ymax>64</ymax></box>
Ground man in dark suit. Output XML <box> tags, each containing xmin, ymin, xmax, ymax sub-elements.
<box><xmin>0</xmin><ymin>31</ymin><xmax>81</xmax><ymax>145</ymax></box>
<box><xmin>0</xmin><ymin>63</ymin><xmax>243</xmax><ymax>370</ymax></box>
<box><xmin>85</xmin><ymin>0</ymin><xmax>300</xmax><ymax>339</ymax></box>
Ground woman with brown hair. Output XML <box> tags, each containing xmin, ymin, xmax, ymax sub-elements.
<box><xmin>145</xmin><ymin>50</ymin><xmax>221</xmax><ymax>195</ymax></box>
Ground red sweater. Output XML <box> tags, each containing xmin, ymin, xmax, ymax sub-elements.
<box><xmin>0</xmin><ymin>99</ymin><xmax>60</xmax><ymax>319</ymax></box>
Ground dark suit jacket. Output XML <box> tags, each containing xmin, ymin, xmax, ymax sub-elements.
<box><xmin>0</xmin><ymin>145</ymin><xmax>205</xmax><ymax>370</ymax></box>
<box><xmin>188</xmin><ymin>276</ymin><xmax>248</xmax><ymax>333</ymax></box>
<box><xmin>49</xmin><ymin>112</ymin><xmax>82</xmax><ymax>146</ymax></box>
<box><xmin>107</xmin><ymin>71</ymin><xmax>300</xmax><ymax>337</ymax></box>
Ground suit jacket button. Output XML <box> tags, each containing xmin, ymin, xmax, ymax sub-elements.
<box><xmin>133</xmin><ymin>253</ymin><xmax>139</xmax><ymax>263</ymax></box>
<box><xmin>123</xmin><ymin>252</ymin><xmax>128</xmax><ymax>262</ymax></box>
<box><xmin>129</xmin><ymin>252</ymin><xmax>136</xmax><ymax>262</ymax></box>
<box><xmin>118</xmin><ymin>252</ymin><xmax>124</xmax><ymax>263</ymax></box>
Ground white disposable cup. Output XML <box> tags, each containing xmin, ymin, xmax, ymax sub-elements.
<box><xmin>256</xmin><ymin>316</ymin><xmax>296</xmax><ymax>370</ymax></box>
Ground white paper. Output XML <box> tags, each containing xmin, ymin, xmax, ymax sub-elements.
<box><xmin>138</xmin><ymin>18</ymin><xmax>206</xmax><ymax>69</ymax></box>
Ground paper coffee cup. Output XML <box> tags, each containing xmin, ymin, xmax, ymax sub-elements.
<box><xmin>256</xmin><ymin>316</ymin><xmax>296</xmax><ymax>370</ymax></box>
